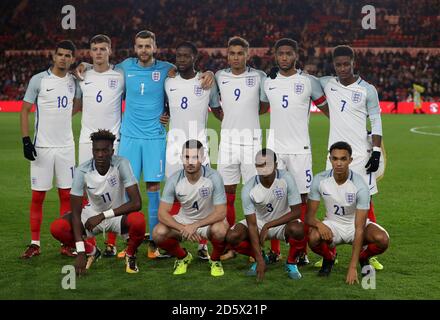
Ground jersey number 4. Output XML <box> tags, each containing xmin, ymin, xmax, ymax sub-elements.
<box><xmin>192</xmin><ymin>201</ymin><xmax>199</xmax><ymax>211</ymax></box>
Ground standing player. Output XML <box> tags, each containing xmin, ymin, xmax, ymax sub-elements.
<box><xmin>306</xmin><ymin>142</ymin><xmax>389</xmax><ymax>283</ymax></box>
<box><xmin>50</xmin><ymin>130</ymin><xmax>146</xmax><ymax>274</ymax></box>
<box><xmin>20</xmin><ymin>40</ymin><xmax>81</xmax><ymax>258</ymax></box>
<box><xmin>225</xmin><ymin>149</ymin><xmax>305</xmax><ymax>281</ymax></box>
<box><xmin>264</xmin><ymin>38</ymin><xmax>329</xmax><ymax>265</ymax></box>
<box><xmin>74</xmin><ymin>34</ymin><xmax>125</xmax><ymax>257</ymax></box>
<box><xmin>318</xmin><ymin>45</ymin><xmax>384</xmax><ymax>270</ymax></box>
<box><xmin>153</xmin><ymin>140</ymin><xmax>228</xmax><ymax>277</ymax></box>
<box><xmin>164</xmin><ymin>41</ymin><xmax>221</xmax><ymax>260</ymax></box>
<box><xmin>214</xmin><ymin>36</ymin><xmax>270</xmax><ymax>259</ymax></box>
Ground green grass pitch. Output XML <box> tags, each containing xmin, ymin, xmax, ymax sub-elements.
<box><xmin>0</xmin><ymin>112</ymin><xmax>439</xmax><ymax>299</ymax></box>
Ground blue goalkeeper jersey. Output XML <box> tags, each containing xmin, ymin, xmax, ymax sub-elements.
<box><xmin>117</xmin><ymin>58</ymin><xmax>173</xmax><ymax>139</ymax></box>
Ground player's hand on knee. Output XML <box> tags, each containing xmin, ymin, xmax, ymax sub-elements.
<box><xmin>75</xmin><ymin>253</ymin><xmax>87</xmax><ymax>276</ymax></box>
<box><xmin>317</xmin><ymin>222</ymin><xmax>333</xmax><ymax>241</ymax></box>
<box><xmin>199</xmin><ymin>71</ymin><xmax>215</xmax><ymax>89</ymax></box>
<box><xmin>346</xmin><ymin>267</ymin><xmax>359</xmax><ymax>285</ymax></box>
<box><xmin>159</xmin><ymin>113</ymin><xmax>170</xmax><ymax>125</ymax></box>
<box><xmin>22</xmin><ymin>136</ymin><xmax>37</xmax><ymax>161</ymax></box>
<box><xmin>365</xmin><ymin>151</ymin><xmax>381</xmax><ymax>173</ymax></box>
<box><xmin>85</xmin><ymin>214</ymin><xmax>104</xmax><ymax>232</ymax></box>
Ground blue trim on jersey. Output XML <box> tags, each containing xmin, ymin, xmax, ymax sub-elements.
<box><xmin>91</xmin><ymin>160</ymin><xmax>95</xmax><ymax>171</ymax></box>
<box><xmin>276</xmin><ymin>169</ymin><xmax>280</xmax><ymax>179</ymax></box>
<box><xmin>349</xmin><ymin>170</ymin><xmax>353</xmax><ymax>181</ymax></box>
<box><xmin>33</xmin><ymin>99</ymin><xmax>39</xmax><ymax>146</ymax></box>
<box><xmin>328</xmin><ymin>169</ymin><xmax>333</xmax><ymax>177</ymax></box>
<box><xmin>298</xmin><ymin>69</ymin><xmax>303</xmax><ymax>75</ymax></box>
<box><xmin>255</xmin><ymin>175</ymin><xmax>260</xmax><ymax>185</ymax></box>
<box><xmin>202</xmin><ymin>165</ymin><xmax>206</xmax><ymax>177</ymax></box>
<box><xmin>46</xmin><ymin>68</ymin><xmax>51</xmax><ymax>76</ymax></box>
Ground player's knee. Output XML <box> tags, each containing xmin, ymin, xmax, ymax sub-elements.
<box><xmin>308</xmin><ymin>229</ymin><xmax>320</xmax><ymax>246</ymax></box>
<box><xmin>127</xmin><ymin>211</ymin><xmax>146</xmax><ymax>231</ymax></box>
<box><xmin>225</xmin><ymin>229</ymin><xmax>241</xmax><ymax>246</ymax></box>
<box><xmin>286</xmin><ymin>221</ymin><xmax>305</xmax><ymax>240</ymax></box>
<box><xmin>209</xmin><ymin>222</ymin><xmax>228</xmax><ymax>241</ymax></box>
<box><xmin>375</xmin><ymin>231</ymin><xmax>390</xmax><ymax>249</ymax></box>
<box><xmin>50</xmin><ymin>218</ymin><xmax>70</xmax><ymax>240</ymax></box>
<box><xmin>146</xmin><ymin>182</ymin><xmax>160</xmax><ymax>192</ymax></box>
<box><xmin>152</xmin><ymin>223</ymin><xmax>169</xmax><ymax>243</ymax></box>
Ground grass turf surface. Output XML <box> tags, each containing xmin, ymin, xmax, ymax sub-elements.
<box><xmin>0</xmin><ymin>112</ymin><xmax>439</xmax><ymax>299</ymax></box>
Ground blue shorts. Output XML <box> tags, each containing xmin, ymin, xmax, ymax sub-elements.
<box><xmin>118</xmin><ymin>135</ymin><xmax>166</xmax><ymax>182</ymax></box>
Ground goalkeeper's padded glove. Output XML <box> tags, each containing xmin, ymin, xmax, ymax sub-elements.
<box><xmin>22</xmin><ymin>136</ymin><xmax>37</xmax><ymax>161</ymax></box>
<box><xmin>365</xmin><ymin>150</ymin><xmax>380</xmax><ymax>173</ymax></box>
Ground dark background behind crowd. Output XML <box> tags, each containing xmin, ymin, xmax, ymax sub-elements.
<box><xmin>1</xmin><ymin>0</ymin><xmax>439</xmax><ymax>101</ymax></box>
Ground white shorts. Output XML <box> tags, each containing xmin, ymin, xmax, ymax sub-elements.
<box><xmin>30</xmin><ymin>146</ymin><xmax>75</xmax><ymax>191</ymax></box>
<box><xmin>173</xmin><ymin>214</ymin><xmax>211</xmax><ymax>239</ymax></box>
<box><xmin>326</xmin><ymin>153</ymin><xmax>378</xmax><ymax>195</ymax></box>
<box><xmin>237</xmin><ymin>218</ymin><xmax>300</xmax><ymax>241</ymax></box>
<box><xmin>277</xmin><ymin>153</ymin><xmax>312</xmax><ymax>194</ymax></box>
<box><xmin>81</xmin><ymin>205</ymin><xmax>124</xmax><ymax>238</ymax></box>
<box><xmin>323</xmin><ymin>219</ymin><xmax>374</xmax><ymax>246</ymax></box>
<box><xmin>217</xmin><ymin>141</ymin><xmax>260</xmax><ymax>185</ymax></box>
<box><xmin>78</xmin><ymin>141</ymin><xmax>120</xmax><ymax>166</ymax></box>
<box><xmin>165</xmin><ymin>141</ymin><xmax>210</xmax><ymax>178</ymax></box>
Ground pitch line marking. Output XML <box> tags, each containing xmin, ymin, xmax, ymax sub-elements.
<box><xmin>410</xmin><ymin>125</ymin><xmax>440</xmax><ymax>136</ymax></box>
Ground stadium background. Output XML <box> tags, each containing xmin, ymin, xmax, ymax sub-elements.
<box><xmin>0</xmin><ymin>0</ymin><xmax>439</xmax><ymax>300</ymax></box>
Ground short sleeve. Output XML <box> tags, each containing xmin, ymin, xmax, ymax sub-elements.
<box><xmin>70</xmin><ymin>169</ymin><xmax>86</xmax><ymax>197</ymax></box>
<box><xmin>241</xmin><ymin>180</ymin><xmax>256</xmax><ymax>215</ymax></box>
<box><xmin>319</xmin><ymin>76</ymin><xmax>332</xmax><ymax>89</ymax></box>
<box><xmin>283</xmin><ymin>172</ymin><xmax>302</xmax><ymax>206</ymax></box>
<box><xmin>23</xmin><ymin>74</ymin><xmax>42</xmax><ymax>104</ymax></box>
<box><xmin>309</xmin><ymin>75</ymin><xmax>326</xmax><ymax>108</ymax></box>
<box><xmin>353</xmin><ymin>175</ymin><xmax>370</xmax><ymax>210</ymax></box>
<box><xmin>75</xmin><ymin>80</ymin><xmax>82</xmax><ymax>99</ymax></box>
<box><xmin>161</xmin><ymin>172</ymin><xmax>179</xmax><ymax>204</ymax></box>
<box><xmin>210</xmin><ymin>171</ymin><xmax>226</xmax><ymax>205</ymax></box>
<box><xmin>119</xmin><ymin>158</ymin><xmax>138</xmax><ymax>188</ymax></box>
<box><xmin>308</xmin><ymin>173</ymin><xmax>323</xmax><ymax>201</ymax></box>
<box><xmin>366</xmin><ymin>84</ymin><xmax>381</xmax><ymax>116</ymax></box>
<box><xmin>209</xmin><ymin>83</ymin><xmax>221</xmax><ymax>108</ymax></box>
<box><xmin>258</xmin><ymin>71</ymin><xmax>269</xmax><ymax>102</ymax></box>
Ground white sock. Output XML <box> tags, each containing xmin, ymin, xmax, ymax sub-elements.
<box><xmin>31</xmin><ymin>240</ymin><xmax>40</xmax><ymax>247</ymax></box>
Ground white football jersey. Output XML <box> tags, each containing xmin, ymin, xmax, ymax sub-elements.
<box><xmin>241</xmin><ymin>170</ymin><xmax>302</xmax><ymax>223</ymax></box>
<box><xmin>165</xmin><ymin>73</ymin><xmax>220</xmax><ymax>147</ymax></box>
<box><xmin>308</xmin><ymin>169</ymin><xmax>370</xmax><ymax>224</ymax></box>
<box><xmin>215</xmin><ymin>67</ymin><xmax>268</xmax><ymax>145</ymax></box>
<box><xmin>23</xmin><ymin>69</ymin><xmax>79</xmax><ymax>147</ymax></box>
<box><xmin>77</xmin><ymin>67</ymin><xmax>124</xmax><ymax>143</ymax></box>
<box><xmin>320</xmin><ymin>76</ymin><xmax>381</xmax><ymax>158</ymax></box>
<box><xmin>161</xmin><ymin>166</ymin><xmax>226</xmax><ymax>221</ymax></box>
<box><xmin>70</xmin><ymin>156</ymin><xmax>138</xmax><ymax>213</ymax></box>
<box><xmin>265</xmin><ymin>71</ymin><xmax>326</xmax><ymax>154</ymax></box>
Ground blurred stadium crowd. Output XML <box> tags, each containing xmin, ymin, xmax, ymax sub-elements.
<box><xmin>1</xmin><ymin>0</ymin><xmax>439</xmax><ymax>101</ymax></box>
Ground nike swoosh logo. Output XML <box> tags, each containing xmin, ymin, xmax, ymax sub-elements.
<box><xmin>222</xmin><ymin>81</ymin><xmax>229</xmax><ymax>84</ymax></box>
<box><xmin>170</xmin><ymin>88</ymin><xmax>177</xmax><ymax>91</ymax></box>
<box><xmin>323</xmin><ymin>192</ymin><xmax>331</xmax><ymax>196</ymax></box>
<box><xmin>330</xmin><ymin>88</ymin><xmax>337</xmax><ymax>91</ymax></box>
<box><xmin>85</xmin><ymin>82</ymin><xmax>93</xmax><ymax>85</ymax></box>
<box><xmin>177</xmin><ymin>193</ymin><xmax>187</xmax><ymax>197</ymax></box>
<box><xmin>269</xmin><ymin>87</ymin><xmax>276</xmax><ymax>90</ymax></box>
<box><xmin>46</xmin><ymin>88</ymin><xmax>54</xmax><ymax>92</ymax></box>
<box><xmin>127</xmin><ymin>74</ymin><xmax>136</xmax><ymax>77</ymax></box>
<box><xmin>87</xmin><ymin>186</ymin><xmax>96</xmax><ymax>190</ymax></box>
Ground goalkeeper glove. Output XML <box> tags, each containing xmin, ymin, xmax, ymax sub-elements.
<box><xmin>22</xmin><ymin>136</ymin><xmax>37</xmax><ymax>161</ymax></box>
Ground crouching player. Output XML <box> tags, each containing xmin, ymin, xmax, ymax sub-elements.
<box><xmin>153</xmin><ymin>140</ymin><xmax>228</xmax><ymax>276</ymax></box>
<box><xmin>225</xmin><ymin>148</ymin><xmax>306</xmax><ymax>281</ymax></box>
<box><xmin>50</xmin><ymin>130</ymin><xmax>146</xmax><ymax>275</ymax></box>
<box><xmin>306</xmin><ymin>141</ymin><xmax>389</xmax><ymax>284</ymax></box>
